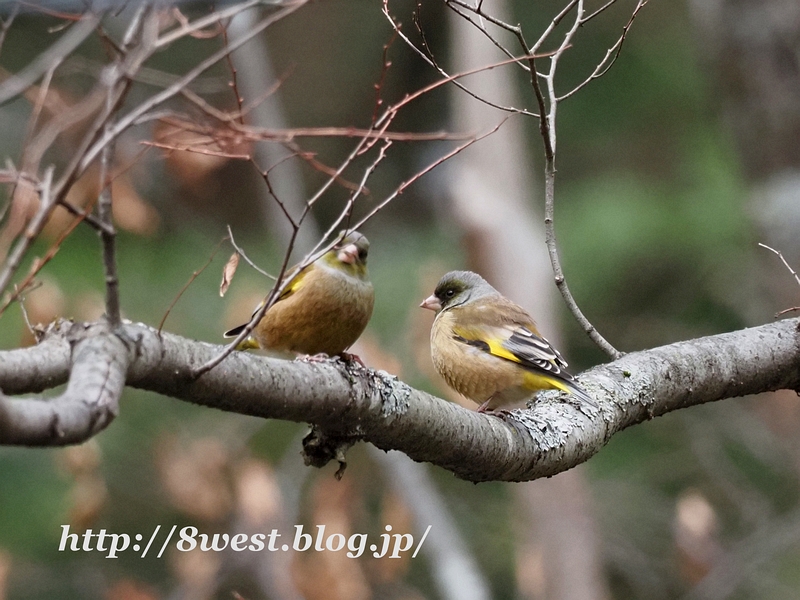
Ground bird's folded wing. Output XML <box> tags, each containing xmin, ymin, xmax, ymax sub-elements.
<box><xmin>223</xmin><ymin>264</ymin><xmax>310</xmax><ymax>337</ymax></box>
<box><xmin>455</xmin><ymin>324</ymin><xmax>569</xmax><ymax>377</ymax></box>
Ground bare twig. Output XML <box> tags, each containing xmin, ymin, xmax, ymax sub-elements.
<box><xmin>0</xmin><ymin>166</ymin><xmax>55</xmax><ymax>303</ymax></box>
<box><xmin>322</xmin><ymin>139</ymin><xmax>394</xmax><ymax>241</ymax></box>
<box><xmin>5</xmin><ymin>7</ymin><xmax>154</xmax><ymax>323</ymax></box>
<box><xmin>759</xmin><ymin>243</ymin><xmax>800</xmax><ymax>316</ymax></box>
<box><xmin>0</xmin><ymin>3</ymin><xmax>19</xmax><ymax>56</ymax></box>
<box><xmin>15</xmin><ymin>282</ymin><xmax>38</xmax><ymax>337</ymax></box>
<box><xmin>759</xmin><ymin>243</ymin><xmax>800</xmax><ymax>288</ymax></box>
<box><xmin>77</xmin><ymin>1</ymin><xmax>307</xmax><ymax>181</ymax></box>
<box><xmin>383</xmin><ymin>0</ymin><xmax>537</xmax><ymax>117</ymax></box>
<box><xmin>558</xmin><ymin>0</ymin><xmax>648</xmax><ymax>101</ymax></box>
<box><xmin>444</xmin><ymin>0</ymin><xmax>531</xmax><ymax>71</ymax></box>
<box><xmin>0</xmin><ymin>13</ymin><xmax>101</xmax><ymax>106</ymax></box>
<box><xmin>371</xmin><ymin>29</ymin><xmax>398</xmax><ymax>126</ymax></box>
<box><xmin>63</xmin><ymin>55</ymin><xmax>232</xmax><ymax>95</ymax></box>
<box><xmin>220</xmin><ymin>21</ymin><xmax>246</xmax><ymax>126</ymax></box>
<box><xmin>161</xmin><ymin>119</ymin><xmax>475</xmax><ymax>143</ymax></box>
<box><xmin>254</xmin><ymin>159</ymin><xmax>298</xmax><ymax>227</ymax></box>
<box><xmin>57</xmin><ymin>198</ymin><xmax>112</xmax><ymax>234</ymax></box>
<box><xmin>226</xmin><ymin>225</ymin><xmax>275</xmax><ymax>280</ymax></box>
<box><xmin>22</xmin><ymin>60</ymin><xmax>59</xmax><ymax>157</ymax></box>
<box><xmin>141</xmin><ymin>140</ymin><xmax>251</xmax><ymax>160</ymax></box>
<box><xmin>582</xmin><ymin>0</ymin><xmax>618</xmax><ymax>24</ymax></box>
<box><xmin>158</xmin><ymin>236</ymin><xmax>229</xmax><ymax>334</ymax></box>
<box><xmin>352</xmin><ymin>121</ymin><xmax>505</xmax><ymax>232</ymax></box>
<box><xmin>155</xmin><ymin>0</ymin><xmax>263</xmax><ymax>48</ymax></box>
<box><xmin>97</xmin><ymin>133</ymin><xmax>120</xmax><ymax>327</ymax></box>
<box><xmin>540</xmin><ymin>1</ymin><xmax>622</xmax><ymax>358</ymax></box>
<box><xmin>0</xmin><ymin>176</ymin><xmax>93</xmax><ymax>318</ymax></box>
<box><xmin>33</xmin><ymin>11</ymin><xmax>159</xmax><ymax>257</ymax></box>
<box><xmin>283</xmin><ymin>140</ymin><xmax>367</xmax><ymax>193</ymax></box>
<box><xmin>120</xmin><ymin>3</ymin><xmax>147</xmax><ymax>50</ymax></box>
<box><xmin>237</xmin><ymin>64</ymin><xmax>296</xmax><ymax>122</ymax></box>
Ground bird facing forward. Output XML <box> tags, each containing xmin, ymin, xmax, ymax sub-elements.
<box><xmin>420</xmin><ymin>270</ymin><xmax>595</xmax><ymax>412</ymax></box>
<box><xmin>225</xmin><ymin>231</ymin><xmax>374</xmax><ymax>357</ymax></box>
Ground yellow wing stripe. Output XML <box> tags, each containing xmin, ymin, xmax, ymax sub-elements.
<box><xmin>280</xmin><ymin>267</ymin><xmax>308</xmax><ymax>299</ymax></box>
<box><xmin>486</xmin><ymin>339</ymin><xmax>521</xmax><ymax>364</ymax></box>
<box><xmin>522</xmin><ymin>371</ymin><xmax>570</xmax><ymax>394</ymax></box>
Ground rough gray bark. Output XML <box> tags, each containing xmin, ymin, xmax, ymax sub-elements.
<box><xmin>1</xmin><ymin>317</ymin><xmax>798</xmax><ymax>482</ymax></box>
<box><xmin>0</xmin><ymin>321</ymin><xmax>130</xmax><ymax>444</ymax></box>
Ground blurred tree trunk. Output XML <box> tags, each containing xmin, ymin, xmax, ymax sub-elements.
<box><xmin>688</xmin><ymin>3</ymin><xmax>800</xmax><ymax>597</ymax></box>
<box><xmin>447</xmin><ymin>5</ymin><xmax>609</xmax><ymax>599</ymax></box>
<box><xmin>690</xmin><ymin>0</ymin><xmax>800</xmax><ymax>474</ymax></box>
<box><xmin>690</xmin><ymin>0</ymin><xmax>800</xmax><ymax>284</ymax></box>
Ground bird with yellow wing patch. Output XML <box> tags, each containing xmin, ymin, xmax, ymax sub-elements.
<box><xmin>421</xmin><ymin>270</ymin><xmax>595</xmax><ymax>412</ymax></box>
<box><xmin>225</xmin><ymin>231</ymin><xmax>374</xmax><ymax>358</ymax></box>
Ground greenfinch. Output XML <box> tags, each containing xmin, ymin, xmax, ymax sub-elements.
<box><xmin>420</xmin><ymin>270</ymin><xmax>595</xmax><ymax>412</ymax></box>
<box><xmin>225</xmin><ymin>231</ymin><xmax>374</xmax><ymax>357</ymax></box>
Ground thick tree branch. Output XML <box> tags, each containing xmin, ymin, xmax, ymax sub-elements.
<box><xmin>0</xmin><ymin>318</ymin><xmax>798</xmax><ymax>481</ymax></box>
<box><xmin>0</xmin><ymin>321</ymin><xmax>131</xmax><ymax>445</ymax></box>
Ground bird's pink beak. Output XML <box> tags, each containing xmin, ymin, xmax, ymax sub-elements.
<box><xmin>420</xmin><ymin>294</ymin><xmax>442</xmax><ymax>311</ymax></box>
<box><xmin>337</xmin><ymin>243</ymin><xmax>359</xmax><ymax>265</ymax></box>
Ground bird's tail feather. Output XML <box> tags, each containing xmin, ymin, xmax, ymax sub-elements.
<box><xmin>566</xmin><ymin>380</ymin><xmax>597</xmax><ymax>408</ymax></box>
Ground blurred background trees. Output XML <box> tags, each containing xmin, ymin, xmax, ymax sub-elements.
<box><xmin>1</xmin><ymin>0</ymin><xmax>799</xmax><ymax>599</ymax></box>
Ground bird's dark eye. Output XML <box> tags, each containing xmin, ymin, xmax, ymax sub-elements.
<box><xmin>444</xmin><ymin>289</ymin><xmax>456</xmax><ymax>298</ymax></box>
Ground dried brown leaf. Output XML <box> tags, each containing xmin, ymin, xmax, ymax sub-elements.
<box><xmin>220</xmin><ymin>252</ymin><xmax>239</xmax><ymax>297</ymax></box>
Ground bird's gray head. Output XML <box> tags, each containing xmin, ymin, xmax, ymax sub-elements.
<box><xmin>420</xmin><ymin>270</ymin><xmax>498</xmax><ymax>312</ymax></box>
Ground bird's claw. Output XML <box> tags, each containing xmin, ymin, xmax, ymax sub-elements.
<box><xmin>339</xmin><ymin>352</ymin><xmax>366</xmax><ymax>367</ymax></box>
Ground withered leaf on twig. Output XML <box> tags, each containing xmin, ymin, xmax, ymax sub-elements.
<box><xmin>219</xmin><ymin>252</ymin><xmax>239</xmax><ymax>297</ymax></box>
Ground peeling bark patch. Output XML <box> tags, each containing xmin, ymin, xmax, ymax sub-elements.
<box><xmin>370</xmin><ymin>370</ymin><xmax>411</xmax><ymax>419</ymax></box>
<box><xmin>510</xmin><ymin>405</ymin><xmax>581</xmax><ymax>452</ymax></box>
<box><xmin>330</xmin><ymin>358</ymin><xmax>411</xmax><ymax>419</ymax></box>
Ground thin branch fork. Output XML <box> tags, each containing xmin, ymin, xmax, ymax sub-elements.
<box><xmin>77</xmin><ymin>0</ymin><xmax>308</xmax><ymax>178</ymax></box>
<box><xmin>0</xmin><ymin>13</ymin><xmax>101</xmax><ymax>106</ymax></box>
<box><xmin>401</xmin><ymin>0</ymin><xmax>638</xmax><ymax>359</ymax></box>
<box><xmin>385</xmin><ymin>0</ymin><xmax>537</xmax><ymax>117</ymax></box>
<box><xmin>432</xmin><ymin>0</ymin><xmax>647</xmax><ymax>361</ymax></box>
<box><xmin>759</xmin><ymin>243</ymin><xmax>800</xmax><ymax>316</ymax></box>
<box><xmin>0</xmin><ymin>2</ymin><xmax>301</xmax><ymax>318</ymax></box>
<box><xmin>153</xmin><ymin>120</ymin><xmax>477</xmax><ymax>144</ymax></box>
<box><xmin>0</xmin><ymin>11</ymin><xmax>156</xmax><ymax>303</ymax></box>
